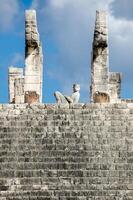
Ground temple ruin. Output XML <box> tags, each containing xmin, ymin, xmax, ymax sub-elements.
<box><xmin>8</xmin><ymin>10</ymin><xmax>123</xmax><ymax>104</ymax></box>
<box><xmin>1</xmin><ymin>9</ymin><xmax>133</xmax><ymax>200</ymax></box>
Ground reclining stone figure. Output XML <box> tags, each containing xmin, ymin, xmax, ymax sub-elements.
<box><xmin>54</xmin><ymin>84</ymin><xmax>80</xmax><ymax>104</ymax></box>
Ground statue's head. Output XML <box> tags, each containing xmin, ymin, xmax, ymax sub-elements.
<box><xmin>73</xmin><ymin>84</ymin><xmax>80</xmax><ymax>92</ymax></box>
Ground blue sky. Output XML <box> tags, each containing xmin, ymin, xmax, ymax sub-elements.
<box><xmin>0</xmin><ymin>0</ymin><xmax>133</xmax><ymax>103</ymax></box>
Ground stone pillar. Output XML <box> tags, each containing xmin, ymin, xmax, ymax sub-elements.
<box><xmin>8</xmin><ymin>67</ymin><xmax>24</xmax><ymax>103</ymax></box>
<box><xmin>24</xmin><ymin>10</ymin><xmax>43</xmax><ymax>103</ymax></box>
<box><xmin>14</xmin><ymin>78</ymin><xmax>24</xmax><ymax>104</ymax></box>
<box><xmin>109</xmin><ymin>72</ymin><xmax>122</xmax><ymax>102</ymax></box>
<box><xmin>90</xmin><ymin>11</ymin><xmax>122</xmax><ymax>103</ymax></box>
<box><xmin>90</xmin><ymin>11</ymin><xmax>109</xmax><ymax>102</ymax></box>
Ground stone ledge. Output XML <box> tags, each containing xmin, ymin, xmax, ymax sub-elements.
<box><xmin>0</xmin><ymin>102</ymin><xmax>133</xmax><ymax>113</ymax></box>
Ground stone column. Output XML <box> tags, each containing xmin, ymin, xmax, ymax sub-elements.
<box><xmin>90</xmin><ymin>11</ymin><xmax>122</xmax><ymax>103</ymax></box>
<box><xmin>90</xmin><ymin>11</ymin><xmax>109</xmax><ymax>102</ymax></box>
<box><xmin>8</xmin><ymin>67</ymin><xmax>24</xmax><ymax>103</ymax></box>
<box><xmin>14</xmin><ymin>78</ymin><xmax>24</xmax><ymax>104</ymax></box>
<box><xmin>109</xmin><ymin>72</ymin><xmax>122</xmax><ymax>102</ymax></box>
<box><xmin>24</xmin><ymin>10</ymin><xmax>43</xmax><ymax>103</ymax></box>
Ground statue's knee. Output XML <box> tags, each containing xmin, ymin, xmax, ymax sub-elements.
<box><xmin>54</xmin><ymin>91</ymin><xmax>59</xmax><ymax>97</ymax></box>
<box><xmin>54</xmin><ymin>91</ymin><xmax>57</xmax><ymax>97</ymax></box>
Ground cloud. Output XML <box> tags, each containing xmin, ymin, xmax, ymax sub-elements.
<box><xmin>108</xmin><ymin>15</ymin><xmax>133</xmax><ymax>98</ymax></box>
<box><xmin>31</xmin><ymin>0</ymin><xmax>39</xmax><ymax>9</ymax></box>
<box><xmin>0</xmin><ymin>0</ymin><xmax>19</xmax><ymax>31</ymax></box>
<box><xmin>10</xmin><ymin>53</ymin><xmax>24</xmax><ymax>66</ymax></box>
<box><xmin>110</xmin><ymin>0</ymin><xmax>133</xmax><ymax>20</ymax></box>
<box><xmin>31</xmin><ymin>0</ymin><xmax>133</xmax><ymax>101</ymax></box>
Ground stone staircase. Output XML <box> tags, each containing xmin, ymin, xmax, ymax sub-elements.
<box><xmin>0</xmin><ymin>103</ymin><xmax>133</xmax><ymax>199</ymax></box>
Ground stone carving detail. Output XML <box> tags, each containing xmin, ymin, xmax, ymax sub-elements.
<box><xmin>8</xmin><ymin>10</ymin><xmax>43</xmax><ymax>104</ymax></box>
<box><xmin>25</xmin><ymin>91</ymin><xmax>39</xmax><ymax>104</ymax></box>
<box><xmin>54</xmin><ymin>84</ymin><xmax>80</xmax><ymax>104</ymax></box>
<box><xmin>90</xmin><ymin>11</ymin><xmax>122</xmax><ymax>103</ymax></box>
<box><xmin>93</xmin><ymin>91</ymin><xmax>110</xmax><ymax>103</ymax></box>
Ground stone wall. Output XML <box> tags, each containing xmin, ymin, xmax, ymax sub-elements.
<box><xmin>0</xmin><ymin>103</ymin><xmax>133</xmax><ymax>199</ymax></box>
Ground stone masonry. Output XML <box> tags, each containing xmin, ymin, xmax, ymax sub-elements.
<box><xmin>8</xmin><ymin>10</ymin><xmax>43</xmax><ymax>104</ymax></box>
<box><xmin>90</xmin><ymin>11</ymin><xmax>122</xmax><ymax>103</ymax></box>
<box><xmin>0</xmin><ymin>103</ymin><xmax>133</xmax><ymax>199</ymax></box>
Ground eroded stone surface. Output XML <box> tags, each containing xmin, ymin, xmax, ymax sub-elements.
<box><xmin>93</xmin><ymin>91</ymin><xmax>110</xmax><ymax>103</ymax></box>
<box><xmin>25</xmin><ymin>91</ymin><xmax>39</xmax><ymax>103</ymax></box>
<box><xmin>14</xmin><ymin>78</ymin><xmax>24</xmax><ymax>104</ymax></box>
<box><xmin>90</xmin><ymin>11</ymin><xmax>122</xmax><ymax>103</ymax></box>
<box><xmin>24</xmin><ymin>10</ymin><xmax>43</xmax><ymax>103</ymax></box>
<box><xmin>8</xmin><ymin>10</ymin><xmax>43</xmax><ymax>104</ymax></box>
<box><xmin>8</xmin><ymin>67</ymin><xmax>24</xmax><ymax>104</ymax></box>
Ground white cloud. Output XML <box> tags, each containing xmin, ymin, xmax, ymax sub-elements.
<box><xmin>49</xmin><ymin>0</ymin><xmax>113</xmax><ymax>10</ymax></box>
<box><xmin>109</xmin><ymin>15</ymin><xmax>133</xmax><ymax>40</ymax></box>
<box><xmin>0</xmin><ymin>0</ymin><xmax>19</xmax><ymax>31</ymax></box>
<box><xmin>31</xmin><ymin>0</ymin><xmax>39</xmax><ymax>9</ymax></box>
<box><xmin>110</xmin><ymin>0</ymin><xmax>133</xmax><ymax>20</ymax></box>
<box><xmin>10</xmin><ymin>53</ymin><xmax>23</xmax><ymax>66</ymax></box>
<box><xmin>49</xmin><ymin>0</ymin><xmax>67</xmax><ymax>9</ymax></box>
<box><xmin>108</xmin><ymin>15</ymin><xmax>133</xmax><ymax>98</ymax></box>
